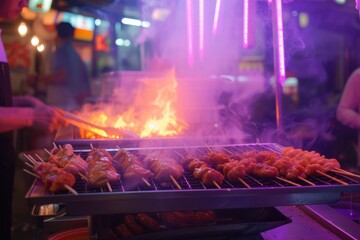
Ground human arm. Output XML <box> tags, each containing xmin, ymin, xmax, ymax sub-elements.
<box><xmin>0</xmin><ymin>107</ymin><xmax>33</xmax><ymax>132</ymax></box>
<box><xmin>0</xmin><ymin>96</ymin><xmax>67</xmax><ymax>133</ymax></box>
<box><xmin>336</xmin><ymin>68</ymin><xmax>360</xmax><ymax>129</ymax></box>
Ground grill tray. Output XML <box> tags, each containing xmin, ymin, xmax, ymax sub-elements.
<box><xmin>25</xmin><ymin>143</ymin><xmax>360</xmax><ymax>215</ymax></box>
<box><xmin>105</xmin><ymin>208</ymin><xmax>291</xmax><ymax>240</ymax></box>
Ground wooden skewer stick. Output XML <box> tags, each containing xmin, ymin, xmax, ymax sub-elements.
<box><xmin>174</xmin><ymin>151</ymin><xmax>184</xmax><ymax>158</ymax></box>
<box><xmin>90</xmin><ymin>143</ymin><xmax>94</xmax><ymax>149</ymax></box>
<box><xmin>25</xmin><ymin>162</ymin><xmax>34</xmax><ymax>169</ymax></box>
<box><xmin>276</xmin><ymin>177</ymin><xmax>301</xmax><ymax>187</ymax></box>
<box><xmin>298</xmin><ymin>176</ymin><xmax>316</xmax><ymax>186</ymax></box>
<box><xmin>23</xmin><ymin>169</ymin><xmax>40</xmax><ymax>179</ymax></box>
<box><xmin>238</xmin><ymin>177</ymin><xmax>251</xmax><ymax>188</ymax></box>
<box><xmin>204</xmin><ymin>143</ymin><xmax>214</xmax><ymax>153</ymax></box>
<box><xmin>222</xmin><ymin>147</ymin><xmax>233</xmax><ymax>155</ymax></box>
<box><xmin>27</xmin><ymin>155</ymin><xmax>38</xmax><ymax>164</ymax></box>
<box><xmin>170</xmin><ymin>175</ymin><xmax>182</xmax><ymax>190</ymax></box>
<box><xmin>64</xmin><ymin>184</ymin><xmax>78</xmax><ymax>195</ymax></box>
<box><xmin>35</xmin><ymin>153</ymin><xmax>45</xmax><ymax>162</ymax></box>
<box><xmin>77</xmin><ymin>172</ymin><xmax>88</xmax><ymax>181</ymax></box>
<box><xmin>107</xmin><ymin>182</ymin><xmax>113</xmax><ymax>192</ymax></box>
<box><xmin>335</xmin><ymin>168</ymin><xmax>360</xmax><ymax>177</ymax></box>
<box><xmin>316</xmin><ymin>170</ymin><xmax>348</xmax><ymax>185</ymax></box>
<box><xmin>212</xmin><ymin>181</ymin><xmax>221</xmax><ymax>189</ymax></box>
<box><xmin>52</xmin><ymin>142</ymin><xmax>58</xmax><ymax>149</ymax></box>
<box><xmin>44</xmin><ymin>148</ymin><xmax>51</xmax><ymax>156</ymax></box>
<box><xmin>330</xmin><ymin>169</ymin><xmax>360</xmax><ymax>179</ymax></box>
<box><xmin>141</xmin><ymin>177</ymin><xmax>151</xmax><ymax>187</ymax></box>
<box><xmin>336</xmin><ymin>167</ymin><xmax>360</xmax><ymax>174</ymax></box>
<box><xmin>23</xmin><ymin>154</ymin><xmax>36</xmax><ymax>165</ymax></box>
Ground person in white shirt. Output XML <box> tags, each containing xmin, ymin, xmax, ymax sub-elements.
<box><xmin>336</xmin><ymin>68</ymin><xmax>360</xmax><ymax>170</ymax></box>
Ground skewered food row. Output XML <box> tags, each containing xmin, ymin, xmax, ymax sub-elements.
<box><xmin>32</xmin><ymin>162</ymin><xmax>76</xmax><ymax>192</ymax></box>
<box><xmin>30</xmin><ymin>145</ymin><xmax>121</xmax><ymax>191</ymax></box>
<box><xmin>115</xmin><ymin>210</ymin><xmax>215</xmax><ymax>238</ymax></box>
<box><xmin>200</xmin><ymin>147</ymin><xmax>344</xmax><ymax>184</ymax></box>
<box><xmin>113</xmin><ymin>149</ymin><xmax>154</xmax><ymax>187</ymax></box>
<box><xmin>25</xmin><ymin>144</ymin><xmax>354</xmax><ymax>194</ymax></box>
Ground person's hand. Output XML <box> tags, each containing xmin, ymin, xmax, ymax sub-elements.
<box><xmin>31</xmin><ymin>105</ymin><xmax>68</xmax><ymax>133</ymax></box>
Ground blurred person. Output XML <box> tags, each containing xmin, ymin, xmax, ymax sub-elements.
<box><xmin>0</xmin><ymin>1</ymin><xmax>67</xmax><ymax>239</ymax></box>
<box><xmin>336</xmin><ymin>68</ymin><xmax>360</xmax><ymax>170</ymax></box>
<box><xmin>46</xmin><ymin>22</ymin><xmax>91</xmax><ymax>110</ymax></box>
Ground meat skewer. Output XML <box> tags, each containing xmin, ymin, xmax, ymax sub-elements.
<box><xmin>45</xmin><ymin>145</ymin><xmax>89</xmax><ymax>178</ymax></box>
<box><xmin>183</xmin><ymin>154</ymin><xmax>224</xmax><ymax>189</ymax></box>
<box><xmin>114</xmin><ymin>148</ymin><xmax>154</xmax><ymax>188</ymax></box>
<box><xmin>201</xmin><ymin>152</ymin><xmax>248</xmax><ymax>188</ymax></box>
<box><xmin>48</xmin><ymin>144</ymin><xmax>88</xmax><ymax>176</ymax></box>
<box><xmin>25</xmin><ymin>158</ymin><xmax>78</xmax><ymax>195</ymax></box>
<box><xmin>86</xmin><ymin>146</ymin><xmax>120</xmax><ymax>191</ymax></box>
<box><xmin>143</xmin><ymin>152</ymin><xmax>184</xmax><ymax>190</ymax></box>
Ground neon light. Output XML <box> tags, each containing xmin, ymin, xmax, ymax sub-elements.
<box><xmin>199</xmin><ymin>0</ymin><xmax>204</xmax><ymax>59</ymax></box>
<box><xmin>268</xmin><ymin>0</ymin><xmax>272</xmax><ymax>3</ymax></box>
<box><xmin>275</xmin><ymin>0</ymin><xmax>286</xmax><ymax>84</ymax></box>
<box><xmin>212</xmin><ymin>0</ymin><xmax>221</xmax><ymax>35</ymax></box>
<box><xmin>243</xmin><ymin>0</ymin><xmax>249</xmax><ymax>48</ymax></box>
<box><xmin>186</xmin><ymin>0</ymin><xmax>194</xmax><ymax>66</ymax></box>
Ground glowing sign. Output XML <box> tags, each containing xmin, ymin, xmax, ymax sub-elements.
<box><xmin>186</xmin><ymin>0</ymin><xmax>194</xmax><ymax>67</ymax></box>
<box><xmin>28</xmin><ymin>0</ymin><xmax>53</xmax><ymax>13</ymax></box>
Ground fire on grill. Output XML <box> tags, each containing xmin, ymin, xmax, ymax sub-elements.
<box><xmin>67</xmin><ymin>69</ymin><xmax>190</xmax><ymax>139</ymax></box>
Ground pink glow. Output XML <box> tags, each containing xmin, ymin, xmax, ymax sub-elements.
<box><xmin>268</xmin><ymin>0</ymin><xmax>272</xmax><ymax>3</ymax></box>
<box><xmin>212</xmin><ymin>0</ymin><xmax>221</xmax><ymax>35</ymax></box>
<box><xmin>199</xmin><ymin>0</ymin><xmax>204</xmax><ymax>59</ymax></box>
<box><xmin>186</xmin><ymin>0</ymin><xmax>194</xmax><ymax>66</ymax></box>
<box><xmin>243</xmin><ymin>0</ymin><xmax>249</xmax><ymax>48</ymax></box>
<box><xmin>275</xmin><ymin>0</ymin><xmax>286</xmax><ymax>85</ymax></box>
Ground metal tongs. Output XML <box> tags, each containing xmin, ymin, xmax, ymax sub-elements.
<box><xmin>54</xmin><ymin>107</ymin><xmax>138</xmax><ymax>139</ymax></box>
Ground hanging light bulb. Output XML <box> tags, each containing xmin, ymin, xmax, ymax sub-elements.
<box><xmin>31</xmin><ymin>36</ymin><xmax>40</xmax><ymax>46</ymax></box>
<box><xmin>37</xmin><ymin>44</ymin><xmax>45</xmax><ymax>52</ymax></box>
<box><xmin>18</xmin><ymin>22</ymin><xmax>28</xmax><ymax>37</ymax></box>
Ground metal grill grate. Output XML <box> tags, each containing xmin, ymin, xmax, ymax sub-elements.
<box><xmin>25</xmin><ymin>143</ymin><xmax>360</xmax><ymax>215</ymax></box>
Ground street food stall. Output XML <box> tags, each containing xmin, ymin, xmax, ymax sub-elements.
<box><xmin>14</xmin><ymin>0</ymin><xmax>360</xmax><ymax>239</ymax></box>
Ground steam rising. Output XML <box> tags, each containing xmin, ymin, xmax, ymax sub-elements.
<box><xmin>73</xmin><ymin>0</ymin><xmax>355</xmax><ymax>153</ymax></box>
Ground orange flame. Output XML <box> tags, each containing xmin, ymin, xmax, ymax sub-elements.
<box><xmin>77</xmin><ymin>69</ymin><xmax>188</xmax><ymax>138</ymax></box>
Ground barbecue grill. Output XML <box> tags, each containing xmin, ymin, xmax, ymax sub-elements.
<box><xmin>23</xmin><ymin>143</ymin><xmax>360</xmax><ymax>239</ymax></box>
